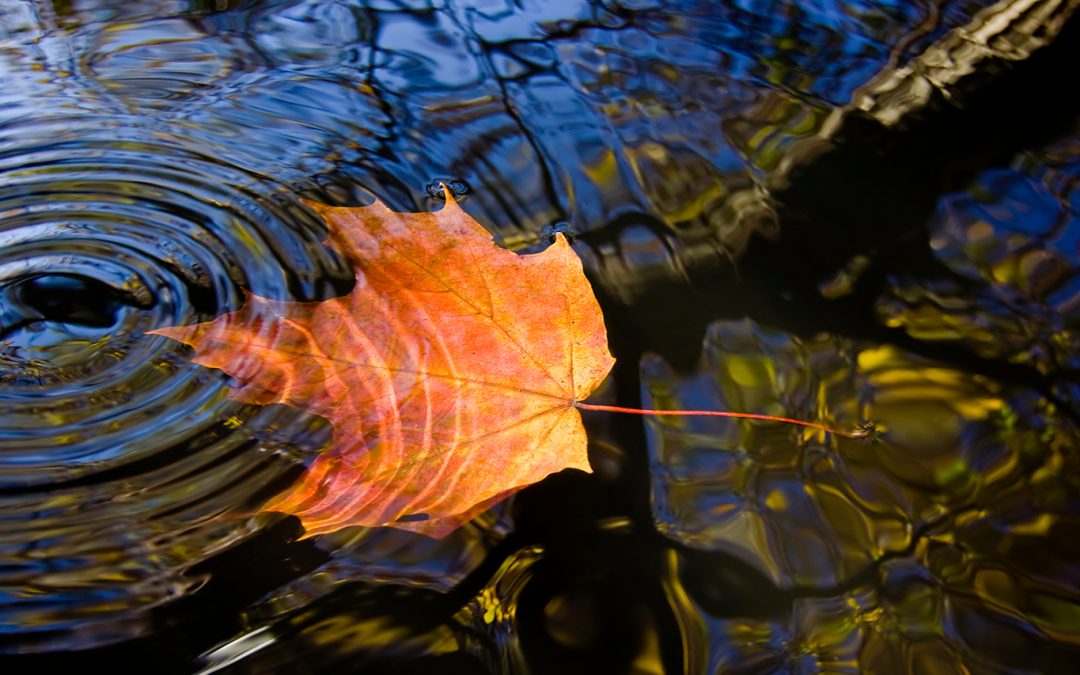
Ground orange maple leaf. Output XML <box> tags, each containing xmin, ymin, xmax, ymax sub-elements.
<box><xmin>149</xmin><ymin>194</ymin><xmax>616</xmax><ymax>538</ymax></box>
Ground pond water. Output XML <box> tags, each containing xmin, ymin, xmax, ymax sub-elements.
<box><xmin>2</xmin><ymin>0</ymin><xmax>1078</xmax><ymax>672</ymax></box>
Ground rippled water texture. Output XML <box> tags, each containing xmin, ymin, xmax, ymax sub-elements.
<box><xmin>1</xmin><ymin>0</ymin><xmax>1078</xmax><ymax>672</ymax></box>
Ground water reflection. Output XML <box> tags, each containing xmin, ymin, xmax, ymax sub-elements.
<box><xmin>646</xmin><ymin>311</ymin><xmax>1079</xmax><ymax>671</ymax></box>
<box><xmin>1</xmin><ymin>0</ymin><xmax>1077</xmax><ymax>671</ymax></box>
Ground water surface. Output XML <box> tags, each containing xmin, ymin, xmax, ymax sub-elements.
<box><xmin>1</xmin><ymin>0</ymin><xmax>1078</xmax><ymax>672</ymax></box>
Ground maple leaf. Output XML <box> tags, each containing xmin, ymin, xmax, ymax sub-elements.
<box><xmin>149</xmin><ymin>193</ymin><xmax>615</xmax><ymax>538</ymax></box>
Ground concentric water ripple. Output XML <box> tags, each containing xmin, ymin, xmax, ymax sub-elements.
<box><xmin>0</xmin><ymin>114</ymin><xmax>346</xmax><ymax>651</ymax></box>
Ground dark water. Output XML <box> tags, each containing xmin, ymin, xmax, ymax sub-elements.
<box><xmin>1</xmin><ymin>0</ymin><xmax>1078</xmax><ymax>672</ymax></box>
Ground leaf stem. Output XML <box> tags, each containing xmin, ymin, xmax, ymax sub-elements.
<box><xmin>574</xmin><ymin>402</ymin><xmax>872</xmax><ymax>440</ymax></box>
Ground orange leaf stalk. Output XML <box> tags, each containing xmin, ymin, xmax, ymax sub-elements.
<box><xmin>575</xmin><ymin>402</ymin><xmax>873</xmax><ymax>440</ymax></box>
